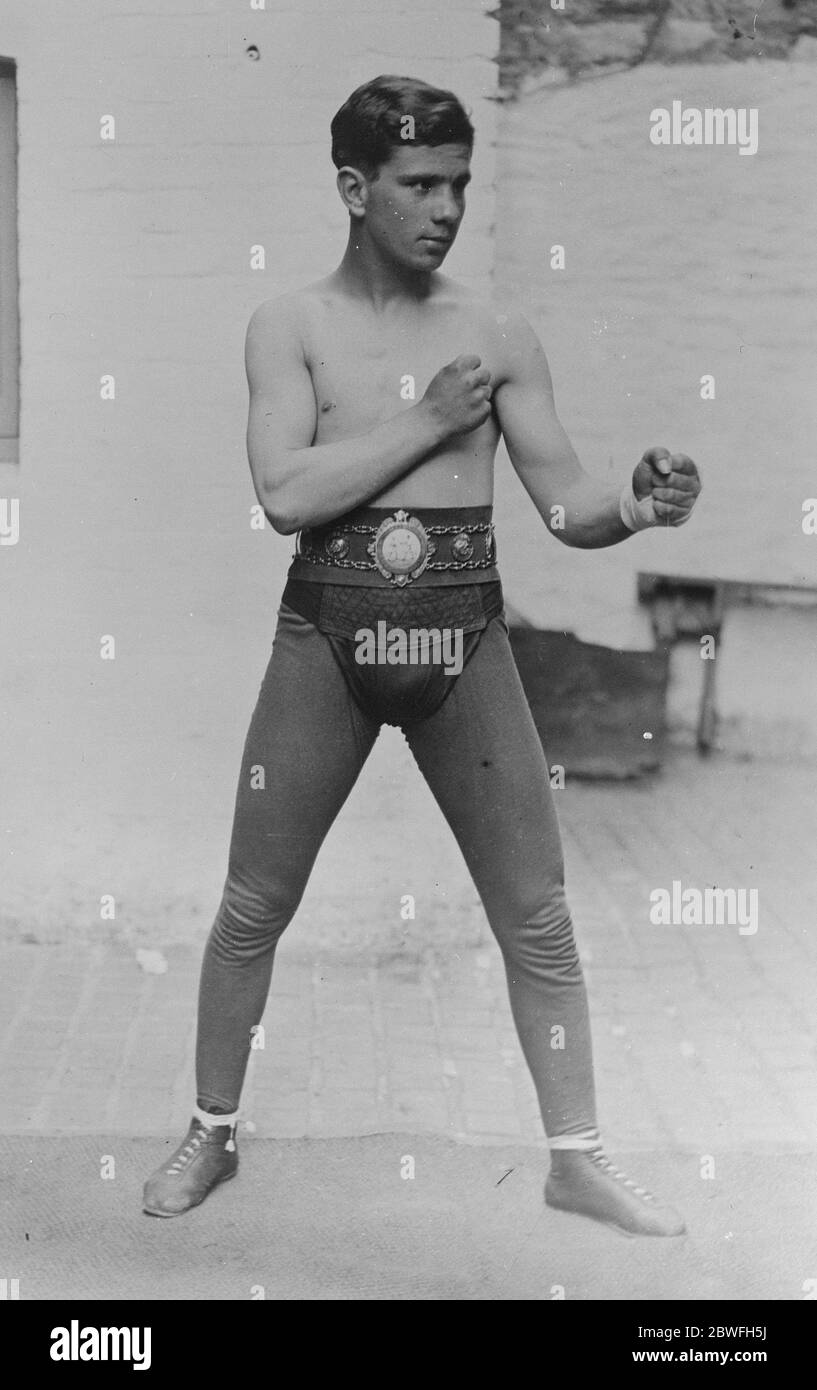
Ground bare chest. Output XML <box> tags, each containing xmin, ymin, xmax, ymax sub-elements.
<box><xmin>303</xmin><ymin>303</ymin><xmax>500</xmax><ymax>443</ymax></box>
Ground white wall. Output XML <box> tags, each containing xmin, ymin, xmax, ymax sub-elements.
<box><xmin>0</xmin><ymin>0</ymin><xmax>499</xmax><ymax>938</ymax></box>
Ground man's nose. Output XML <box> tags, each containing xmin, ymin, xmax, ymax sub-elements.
<box><xmin>431</xmin><ymin>191</ymin><xmax>460</xmax><ymax>224</ymax></box>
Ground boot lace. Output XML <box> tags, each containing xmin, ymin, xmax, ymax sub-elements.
<box><xmin>588</xmin><ymin>1148</ymin><xmax>654</xmax><ymax>1202</ymax></box>
<box><xmin>165</xmin><ymin>1121</ymin><xmax>234</xmax><ymax>1175</ymax></box>
<box><xmin>166</xmin><ymin>1127</ymin><xmax>206</xmax><ymax>1175</ymax></box>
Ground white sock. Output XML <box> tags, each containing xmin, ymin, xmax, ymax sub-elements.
<box><xmin>549</xmin><ymin>1129</ymin><xmax>602</xmax><ymax>1153</ymax></box>
<box><xmin>194</xmin><ymin>1104</ymin><xmax>239</xmax><ymax>1130</ymax></box>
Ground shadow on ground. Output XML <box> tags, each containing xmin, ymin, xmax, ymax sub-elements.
<box><xmin>1</xmin><ymin>1135</ymin><xmax>812</xmax><ymax>1300</ymax></box>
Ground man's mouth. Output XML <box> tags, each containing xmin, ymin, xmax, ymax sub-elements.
<box><xmin>421</xmin><ymin>235</ymin><xmax>452</xmax><ymax>245</ymax></box>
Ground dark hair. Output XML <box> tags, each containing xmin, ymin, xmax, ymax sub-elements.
<box><xmin>331</xmin><ymin>75</ymin><xmax>474</xmax><ymax>177</ymax></box>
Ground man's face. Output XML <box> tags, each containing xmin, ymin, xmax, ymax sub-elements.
<box><xmin>360</xmin><ymin>143</ymin><xmax>472</xmax><ymax>270</ymax></box>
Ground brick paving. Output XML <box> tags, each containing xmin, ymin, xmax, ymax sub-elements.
<box><xmin>1</xmin><ymin>750</ymin><xmax>815</xmax><ymax>1157</ymax></box>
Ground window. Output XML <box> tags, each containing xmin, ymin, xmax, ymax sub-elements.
<box><xmin>0</xmin><ymin>59</ymin><xmax>19</xmax><ymax>464</ymax></box>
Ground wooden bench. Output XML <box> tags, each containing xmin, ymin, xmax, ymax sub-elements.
<box><xmin>637</xmin><ymin>571</ymin><xmax>817</xmax><ymax>753</ymax></box>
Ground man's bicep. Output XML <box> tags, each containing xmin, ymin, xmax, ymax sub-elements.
<box><xmin>494</xmin><ymin>316</ymin><xmax>581</xmax><ymax>493</ymax></box>
<box><xmin>245</xmin><ymin>302</ymin><xmax>317</xmax><ymax>490</ymax></box>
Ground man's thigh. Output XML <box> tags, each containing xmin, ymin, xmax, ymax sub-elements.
<box><xmin>404</xmin><ymin>614</ymin><xmax>566</xmax><ymax>913</ymax></box>
<box><xmin>226</xmin><ymin>603</ymin><xmax>379</xmax><ymax>889</ymax></box>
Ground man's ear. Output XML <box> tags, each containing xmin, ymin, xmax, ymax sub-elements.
<box><xmin>336</xmin><ymin>165</ymin><xmax>369</xmax><ymax>219</ymax></box>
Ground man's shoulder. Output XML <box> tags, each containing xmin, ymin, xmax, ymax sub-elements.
<box><xmin>246</xmin><ymin>280</ymin><xmax>328</xmax><ymax>336</ymax></box>
<box><xmin>439</xmin><ymin>279</ymin><xmax>538</xmax><ymax>338</ymax></box>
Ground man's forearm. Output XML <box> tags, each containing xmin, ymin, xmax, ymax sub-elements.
<box><xmin>545</xmin><ymin>477</ymin><xmax>634</xmax><ymax>549</ymax></box>
<box><xmin>255</xmin><ymin>402</ymin><xmax>446</xmax><ymax>534</ymax></box>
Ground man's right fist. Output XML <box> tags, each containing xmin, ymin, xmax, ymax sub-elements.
<box><xmin>421</xmin><ymin>354</ymin><xmax>493</xmax><ymax>438</ymax></box>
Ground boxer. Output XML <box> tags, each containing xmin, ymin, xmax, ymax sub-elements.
<box><xmin>143</xmin><ymin>75</ymin><xmax>700</xmax><ymax>1235</ymax></box>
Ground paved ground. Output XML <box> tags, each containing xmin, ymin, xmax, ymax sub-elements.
<box><xmin>1</xmin><ymin>748</ymin><xmax>816</xmax><ymax>1299</ymax></box>
<box><xmin>1</xmin><ymin>750</ymin><xmax>815</xmax><ymax>1155</ymax></box>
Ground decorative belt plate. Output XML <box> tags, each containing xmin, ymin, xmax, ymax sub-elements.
<box><xmin>367</xmin><ymin>510</ymin><xmax>437</xmax><ymax>586</ymax></box>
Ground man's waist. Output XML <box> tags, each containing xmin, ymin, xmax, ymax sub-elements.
<box><xmin>292</xmin><ymin>505</ymin><xmax>497</xmax><ymax>588</ymax></box>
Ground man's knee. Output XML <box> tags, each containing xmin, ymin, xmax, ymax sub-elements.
<box><xmin>209</xmin><ymin>871</ymin><xmax>302</xmax><ymax>961</ymax></box>
<box><xmin>493</xmin><ymin>883</ymin><xmax>582</xmax><ymax>976</ymax></box>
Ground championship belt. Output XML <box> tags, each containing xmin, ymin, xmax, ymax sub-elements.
<box><xmin>294</xmin><ymin>509</ymin><xmax>496</xmax><ymax>584</ymax></box>
<box><xmin>367</xmin><ymin>510</ymin><xmax>436</xmax><ymax>587</ymax></box>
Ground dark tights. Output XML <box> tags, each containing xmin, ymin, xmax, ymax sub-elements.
<box><xmin>196</xmin><ymin>586</ymin><xmax>598</xmax><ymax>1143</ymax></box>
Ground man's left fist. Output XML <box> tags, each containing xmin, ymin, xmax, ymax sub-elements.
<box><xmin>632</xmin><ymin>447</ymin><xmax>701</xmax><ymax>526</ymax></box>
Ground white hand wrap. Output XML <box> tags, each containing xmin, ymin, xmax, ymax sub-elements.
<box><xmin>619</xmin><ymin>482</ymin><xmax>658</xmax><ymax>532</ymax></box>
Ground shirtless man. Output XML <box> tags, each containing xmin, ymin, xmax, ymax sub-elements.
<box><xmin>143</xmin><ymin>75</ymin><xmax>701</xmax><ymax>1236</ymax></box>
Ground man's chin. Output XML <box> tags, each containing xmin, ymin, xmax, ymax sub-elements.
<box><xmin>386</xmin><ymin>242</ymin><xmax>454</xmax><ymax>273</ymax></box>
<box><xmin>414</xmin><ymin>240</ymin><xmax>453</xmax><ymax>266</ymax></box>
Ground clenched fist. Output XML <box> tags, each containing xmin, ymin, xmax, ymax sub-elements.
<box><xmin>632</xmin><ymin>447</ymin><xmax>701</xmax><ymax>527</ymax></box>
<box><xmin>421</xmin><ymin>354</ymin><xmax>493</xmax><ymax>438</ymax></box>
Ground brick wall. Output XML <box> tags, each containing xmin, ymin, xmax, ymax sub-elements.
<box><xmin>499</xmin><ymin>0</ymin><xmax>817</xmax><ymax>93</ymax></box>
